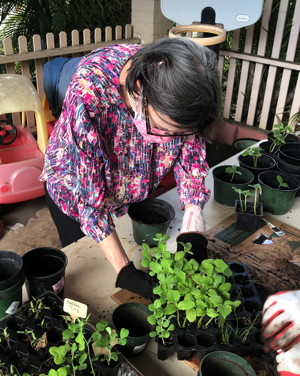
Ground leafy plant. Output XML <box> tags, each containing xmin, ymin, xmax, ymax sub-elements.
<box><xmin>277</xmin><ymin>175</ymin><xmax>290</xmax><ymax>189</ymax></box>
<box><xmin>17</xmin><ymin>328</ymin><xmax>47</xmax><ymax>351</ymax></box>
<box><xmin>225</xmin><ymin>166</ymin><xmax>242</xmax><ymax>182</ymax></box>
<box><xmin>269</xmin><ymin>123</ymin><xmax>293</xmax><ymax>153</ymax></box>
<box><xmin>241</xmin><ymin>147</ymin><xmax>262</xmax><ymax>168</ymax></box>
<box><xmin>0</xmin><ymin>327</ymin><xmax>11</xmax><ymax>353</ymax></box>
<box><xmin>48</xmin><ymin>315</ymin><xmax>129</xmax><ymax>375</ymax></box>
<box><xmin>232</xmin><ymin>187</ymin><xmax>251</xmax><ymax>213</ymax></box>
<box><xmin>27</xmin><ymin>296</ymin><xmax>50</xmax><ymax>319</ymax></box>
<box><xmin>141</xmin><ymin>234</ymin><xmax>241</xmax><ymax>344</ymax></box>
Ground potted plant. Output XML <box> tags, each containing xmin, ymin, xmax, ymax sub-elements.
<box><xmin>258</xmin><ymin>170</ymin><xmax>300</xmax><ymax>215</ymax></box>
<box><xmin>212</xmin><ymin>165</ymin><xmax>254</xmax><ymax>206</ymax></box>
<box><xmin>233</xmin><ymin>184</ymin><xmax>263</xmax><ymax>231</ymax></box>
<box><xmin>238</xmin><ymin>146</ymin><xmax>276</xmax><ymax>183</ymax></box>
<box><xmin>260</xmin><ymin>123</ymin><xmax>299</xmax><ymax>154</ymax></box>
<box><xmin>140</xmin><ymin>234</ymin><xmax>262</xmax><ymax>360</ymax></box>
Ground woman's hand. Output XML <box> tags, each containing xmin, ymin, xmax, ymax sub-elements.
<box><xmin>276</xmin><ymin>344</ymin><xmax>300</xmax><ymax>375</ymax></box>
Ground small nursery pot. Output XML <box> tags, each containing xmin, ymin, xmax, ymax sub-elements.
<box><xmin>278</xmin><ymin>143</ymin><xmax>300</xmax><ymax>165</ymax></box>
<box><xmin>238</xmin><ymin>154</ymin><xmax>276</xmax><ymax>183</ymax></box>
<box><xmin>198</xmin><ymin>351</ymin><xmax>256</xmax><ymax>376</ymax></box>
<box><xmin>233</xmin><ymin>138</ymin><xmax>260</xmax><ymax>152</ymax></box>
<box><xmin>0</xmin><ymin>251</ymin><xmax>24</xmax><ymax>319</ymax></box>
<box><xmin>212</xmin><ymin>165</ymin><xmax>254</xmax><ymax>207</ymax></box>
<box><xmin>23</xmin><ymin>247</ymin><xmax>68</xmax><ymax>299</ymax></box>
<box><xmin>277</xmin><ymin>161</ymin><xmax>300</xmax><ymax>197</ymax></box>
<box><xmin>128</xmin><ymin>198</ymin><xmax>175</xmax><ymax>246</ymax></box>
<box><xmin>112</xmin><ymin>303</ymin><xmax>152</xmax><ymax>356</ymax></box>
<box><xmin>235</xmin><ymin>201</ymin><xmax>263</xmax><ymax>231</ymax></box>
<box><xmin>258</xmin><ymin>170</ymin><xmax>299</xmax><ymax>215</ymax></box>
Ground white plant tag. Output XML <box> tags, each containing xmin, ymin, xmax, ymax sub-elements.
<box><xmin>5</xmin><ymin>301</ymin><xmax>19</xmax><ymax>314</ymax></box>
<box><xmin>63</xmin><ymin>298</ymin><xmax>88</xmax><ymax>321</ymax></box>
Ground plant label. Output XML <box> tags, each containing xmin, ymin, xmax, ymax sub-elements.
<box><xmin>63</xmin><ymin>298</ymin><xmax>88</xmax><ymax>321</ymax></box>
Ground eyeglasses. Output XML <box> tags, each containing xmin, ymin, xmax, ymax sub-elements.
<box><xmin>143</xmin><ymin>97</ymin><xmax>198</xmax><ymax>137</ymax></box>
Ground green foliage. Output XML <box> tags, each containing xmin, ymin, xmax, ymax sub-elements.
<box><xmin>248</xmin><ymin>184</ymin><xmax>262</xmax><ymax>215</ymax></box>
<box><xmin>28</xmin><ymin>296</ymin><xmax>50</xmax><ymax>319</ymax></box>
<box><xmin>0</xmin><ymin>327</ymin><xmax>10</xmax><ymax>353</ymax></box>
<box><xmin>142</xmin><ymin>234</ymin><xmax>241</xmax><ymax>344</ymax></box>
<box><xmin>224</xmin><ymin>166</ymin><xmax>242</xmax><ymax>182</ymax></box>
<box><xmin>277</xmin><ymin>175</ymin><xmax>290</xmax><ymax>189</ymax></box>
<box><xmin>241</xmin><ymin>147</ymin><xmax>262</xmax><ymax>168</ymax></box>
<box><xmin>269</xmin><ymin>123</ymin><xmax>293</xmax><ymax>153</ymax></box>
<box><xmin>49</xmin><ymin>315</ymin><xmax>129</xmax><ymax>375</ymax></box>
<box><xmin>232</xmin><ymin>187</ymin><xmax>251</xmax><ymax>213</ymax></box>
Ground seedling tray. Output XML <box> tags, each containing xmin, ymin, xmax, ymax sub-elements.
<box><xmin>156</xmin><ymin>262</ymin><xmax>264</xmax><ymax>361</ymax></box>
<box><xmin>0</xmin><ymin>292</ymin><xmax>143</xmax><ymax>376</ymax></box>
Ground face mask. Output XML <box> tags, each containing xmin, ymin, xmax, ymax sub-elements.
<box><xmin>129</xmin><ymin>92</ymin><xmax>173</xmax><ymax>144</ymax></box>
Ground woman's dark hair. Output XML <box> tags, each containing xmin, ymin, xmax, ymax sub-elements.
<box><xmin>126</xmin><ymin>37</ymin><xmax>221</xmax><ymax>140</ymax></box>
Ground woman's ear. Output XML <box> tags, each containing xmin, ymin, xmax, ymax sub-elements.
<box><xmin>135</xmin><ymin>80</ymin><xmax>142</xmax><ymax>95</ymax></box>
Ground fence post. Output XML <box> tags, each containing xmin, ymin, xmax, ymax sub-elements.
<box><xmin>131</xmin><ymin>0</ymin><xmax>173</xmax><ymax>44</ymax></box>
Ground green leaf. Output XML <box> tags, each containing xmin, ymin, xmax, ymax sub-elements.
<box><xmin>186</xmin><ymin>308</ymin><xmax>197</xmax><ymax>323</ymax></box>
<box><xmin>62</xmin><ymin>328</ymin><xmax>73</xmax><ymax>339</ymax></box>
<box><xmin>177</xmin><ymin>300</ymin><xmax>195</xmax><ymax>310</ymax></box>
<box><xmin>218</xmin><ymin>304</ymin><xmax>232</xmax><ymax>319</ymax></box>
<box><xmin>150</xmin><ymin>261</ymin><xmax>162</xmax><ymax>273</ymax></box>
<box><xmin>206</xmin><ymin>309</ymin><xmax>219</xmax><ymax>318</ymax></box>
<box><xmin>164</xmin><ymin>303</ymin><xmax>177</xmax><ymax>315</ymax></box>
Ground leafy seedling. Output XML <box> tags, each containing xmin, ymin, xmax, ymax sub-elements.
<box><xmin>225</xmin><ymin>166</ymin><xmax>242</xmax><ymax>182</ymax></box>
<box><xmin>277</xmin><ymin>175</ymin><xmax>290</xmax><ymax>189</ymax></box>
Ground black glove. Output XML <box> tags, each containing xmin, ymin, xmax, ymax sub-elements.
<box><xmin>176</xmin><ymin>233</ymin><xmax>208</xmax><ymax>264</ymax></box>
<box><xmin>115</xmin><ymin>261</ymin><xmax>153</xmax><ymax>300</ymax></box>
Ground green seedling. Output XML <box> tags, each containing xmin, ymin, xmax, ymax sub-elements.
<box><xmin>249</xmin><ymin>184</ymin><xmax>262</xmax><ymax>215</ymax></box>
<box><xmin>28</xmin><ymin>297</ymin><xmax>50</xmax><ymax>319</ymax></box>
<box><xmin>232</xmin><ymin>187</ymin><xmax>251</xmax><ymax>213</ymax></box>
<box><xmin>0</xmin><ymin>327</ymin><xmax>11</xmax><ymax>353</ymax></box>
<box><xmin>49</xmin><ymin>315</ymin><xmax>129</xmax><ymax>376</ymax></box>
<box><xmin>269</xmin><ymin>123</ymin><xmax>293</xmax><ymax>153</ymax></box>
<box><xmin>277</xmin><ymin>175</ymin><xmax>290</xmax><ymax>189</ymax></box>
<box><xmin>241</xmin><ymin>147</ymin><xmax>262</xmax><ymax>168</ymax></box>
<box><xmin>142</xmin><ymin>234</ymin><xmax>241</xmax><ymax>344</ymax></box>
<box><xmin>225</xmin><ymin>166</ymin><xmax>242</xmax><ymax>182</ymax></box>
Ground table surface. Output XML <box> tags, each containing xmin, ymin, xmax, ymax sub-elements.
<box><xmin>61</xmin><ymin>142</ymin><xmax>299</xmax><ymax>376</ymax></box>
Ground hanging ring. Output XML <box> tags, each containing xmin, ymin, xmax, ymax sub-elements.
<box><xmin>169</xmin><ymin>24</ymin><xmax>226</xmax><ymax>46</ymax></box>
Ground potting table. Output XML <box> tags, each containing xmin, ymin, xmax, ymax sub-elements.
<box><xmin>58</xmin><ymin>142</ymin><xmax>299</xmax><ymax>376</ymax></box>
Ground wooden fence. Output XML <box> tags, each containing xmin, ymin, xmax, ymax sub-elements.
<box><xmin>0</xmin><ymin>2</ymin><xmax>299</xmax><ymax>133</ymax></box>
<box><xmin>219</xmin><ymin>0</ymin><xmax>300</xmax><ymax>131</ymax></box>
<box><xmin>0</xmin><ymin>24</ymin><xmax>139</xmax><ymax>130</ymax></box>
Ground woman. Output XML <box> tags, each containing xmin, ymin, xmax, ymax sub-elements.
<box><xmin>41</xmin><ymin>37</ymin><xmax>221</xmax><ymax>298</ymax></box>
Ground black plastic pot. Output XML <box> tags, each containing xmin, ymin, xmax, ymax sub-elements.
<box><xmin>128</xmin><ymin>198</ymin><xmax>175</xmax><ymax>246</ymax></box>
<box><xmin>259</xmin><ymin>140</ymin><xmax>278</xmax><ymax>155</ymax></box>
<box><xmin>212</xmin><ymin>165</ymin><xmax>254</xmax><ymax>207</ymax></box>
<box><xmin>235</xmin><ymin>201</ymin><xmax>263</xmax><ymax>231</ymax></box>
<box><xmin>22</xmin><ymin>247</ymin><xmax>68</xmax><ymax>299</ymax></box>
<box><xmin>112</xmin><ymin>303</ymin><xmax>152</xmax><ymax>357</ymax></box>
<box><xmin>258</xmin><ymin>170</ymin><xmax>300</xmax><ymax>215</ymax></box>
<box><xmin>238</xmin><ymin>154</ymin><xmax>276</xmax><ymax>183</ymax></box>
<box><xmin>0</xmin><ymin>251</ymin><xmax>24</xmax><ymax>319</ymax></box>
<box><xmin>278</xmin><ymin>143</ymin><xmax>300</xmax><ymax>165</ymax></box>
<box><xmin>233</xmin><ymin>138</ymin><xmax>260</xmax><ymax>152</ymax></box>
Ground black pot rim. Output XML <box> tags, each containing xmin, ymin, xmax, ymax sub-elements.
<box><xmin>0</xmin><ymin>251</ymin><xmax>24</xmax><ymax>290</ymax></box>
<box><xmin>258</xmin><ymin>170</ymin><xmax>300</xmax><ymax>191</ymax></box>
